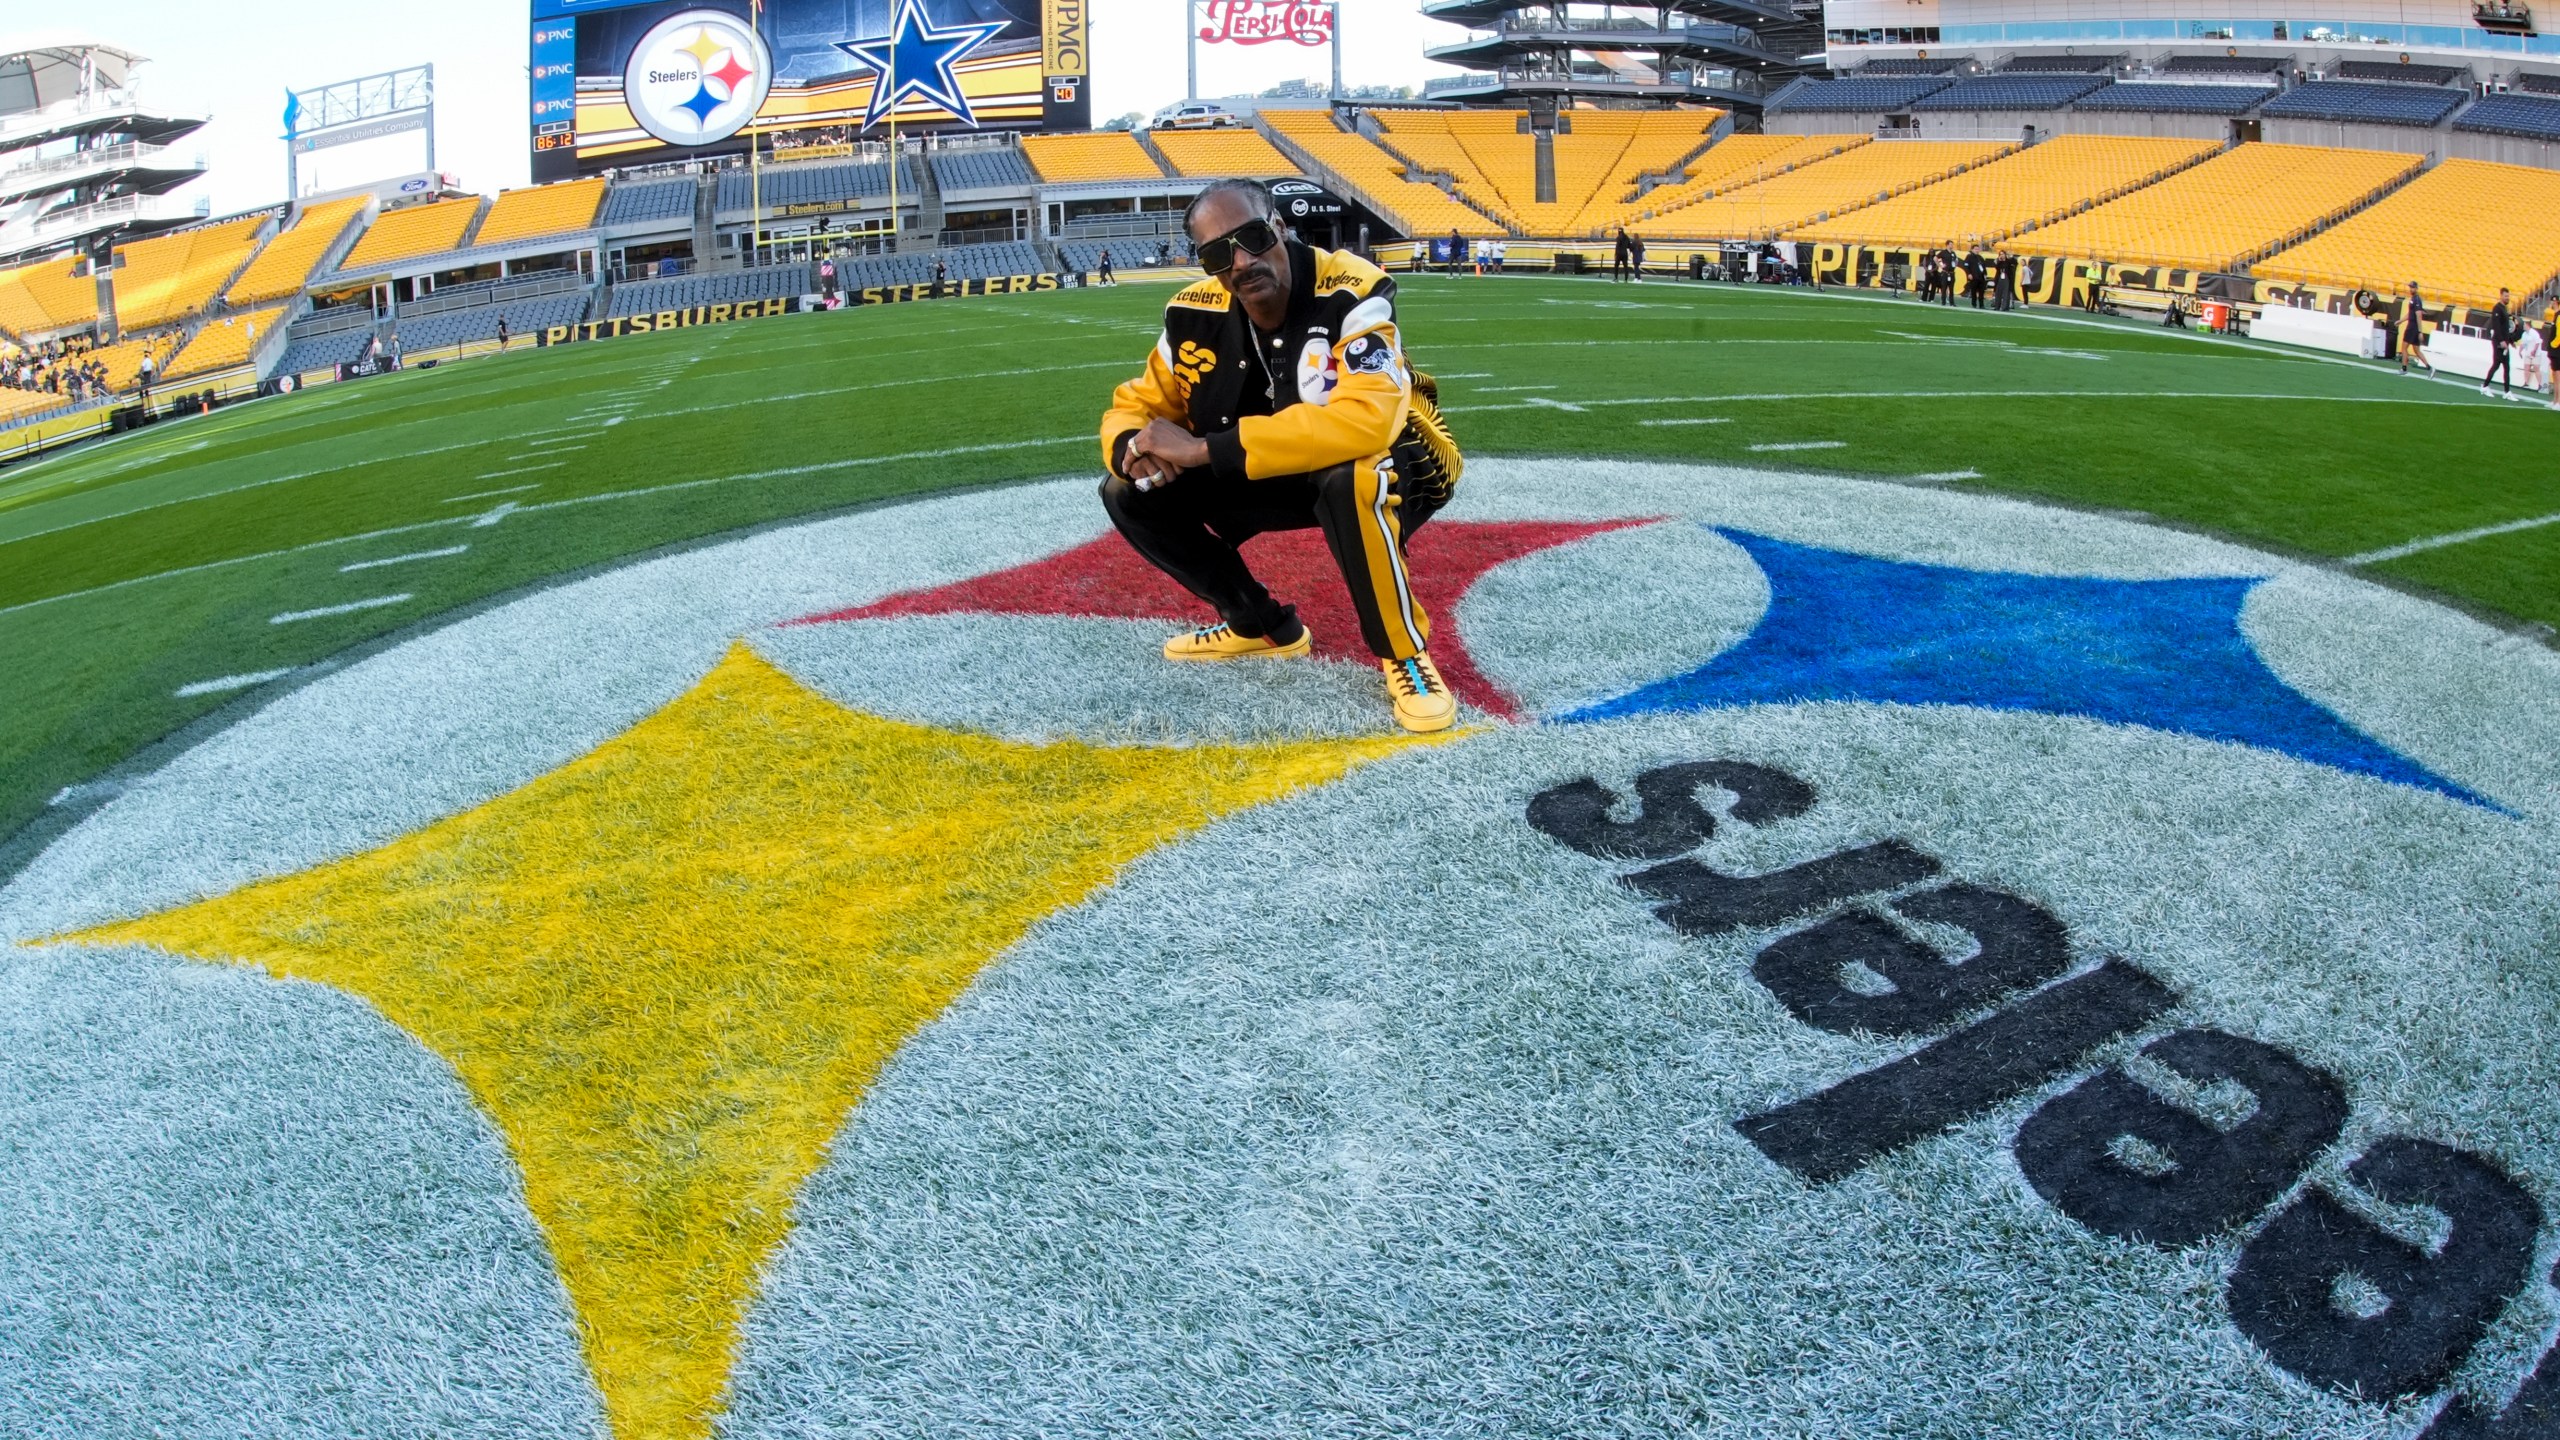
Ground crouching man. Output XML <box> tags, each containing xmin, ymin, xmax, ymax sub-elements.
<box><xmin>1098</xmin><ymin>179</ymin><xmax>1466</xmax><ymax>733</ymax></box>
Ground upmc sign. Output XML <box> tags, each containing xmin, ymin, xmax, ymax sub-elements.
<box><xmin>1197</xmin><ymin>0</ymin><xmax>1334</xmax><ymax>46</ymax></box>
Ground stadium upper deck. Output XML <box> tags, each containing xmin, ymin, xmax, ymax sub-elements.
<box><xmin>9</xmin><ymin>93</ymin><xmax>2560</xmax><ymax>447</ymax></box>
<box><xmin>0</xmin><ymin>42</ymin><xmax>211</xmax><ymax>266</ymax></box>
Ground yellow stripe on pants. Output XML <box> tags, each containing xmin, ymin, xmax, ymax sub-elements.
<box><xmin>1355</xmin><ymin>456</ymin><xmax>1430</xmax><ymax>660</ymax></box>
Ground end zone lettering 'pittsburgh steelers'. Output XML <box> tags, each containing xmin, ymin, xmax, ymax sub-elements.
<box><xmin>4</xmin><ymin>461</ymin><xmax>2558</xmax><ymax>1440</ymax></box>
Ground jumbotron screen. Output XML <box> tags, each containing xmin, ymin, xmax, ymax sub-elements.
<box><xmin>529</xmin><ymin>0</ymin><xmax>1090</xmax><ymax>180</ymax></box>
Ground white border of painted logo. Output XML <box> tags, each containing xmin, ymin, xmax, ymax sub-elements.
<box><xmin>6</xmin><ymin>461</ymin><xmax>2560</xmax><ymax>1439</ymax></box>
<box><xmin>621</xmin><ymin>9</ymin><xmax>774</xmax><ymax>149</ymax></box>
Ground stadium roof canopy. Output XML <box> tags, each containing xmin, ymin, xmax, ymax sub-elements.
<box><xmin>0</xmin><ymin>39</ymin><xmax>145</xmax><ymax>119</ymax></box>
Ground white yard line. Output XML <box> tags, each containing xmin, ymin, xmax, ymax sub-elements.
<box><xmin>1905</xmin><ymin>469</ymin><xmax>1985</xmax><ymax>483</ymax></box>
<box><xmin>646</xmin><ymin>360</ymin><xmax>1130</xmax><ymax>421</ymax></box>
<box><xmin>1442</xmin><ymin>390</ymin><xmax>2485</xmax><ymax>414</ymax></box>
<box><xmin>173</xmin><ymin>667</ymin><xmax>296</xmax><ymax>698</ymax></box>
<box><xmin>506</xmin><ymin>445</ymin><xmax>587</xmax><ymax>459</ymax></box>
<box><xmin>271</xmin><ymin>593</ymin><xmax>412</xmax><ymax>625</ymax></box>
<box><xmin>0</xmin><ymin>432</ymin><xmax>1117</xmax><ymax>622</ymax></box>
<box><xmin>1476</xmin><ymin>384</ymin><xmax>1559</xmax><ymax>392</ymax></box>
<box><xmin>522</xmin><ymin>432</ymin><xmax>602</xmax><ymax>445</ymax></box>
<box><xmin>474</xmin><ymin>462</ymin><xmax>566</xmax><ymax>481</ymax></box>
<box><xmin>341</xmin><ymin>545</ymin><xmax>468</xmax><ymax>573</ymax></box>
<box><xmin>1520</xmin><ymin>396</ymin><xmax>1588</xmax><ymax>413</ymax></box>
<box><xmin>443</xmin><ymin>484</ymin><xmax>541</xmax><ymax>504</ymax></box>
<box><xmin>471</xmin><ymin>502</ymin><xmax>521</xmax><ymax>529</ymax></box>
<box><xmin>1638</xmin><ymin>417</ymin><xmax>1730</xmax><ymax>426</ymax></box>
<box><xmin>2343</xmin><ymin>511</ymin><xmax>2560</xmax><ymax>567</ymax></box>
<box><xmin>1749</xmin><ymin>441</ymin><xmax>1847</xmax><ymax>452</ymax></box>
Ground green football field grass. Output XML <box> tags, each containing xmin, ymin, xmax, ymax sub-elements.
<box><xmin>1</xmin><ymin>273</ymin><xmax>2551</xmax><ymax>856</ymax></box>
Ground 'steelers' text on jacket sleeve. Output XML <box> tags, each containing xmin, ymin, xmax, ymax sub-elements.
<box><xmin>1208</xmin><ymin>273</ymin><xmax>1412</xmax><ymax>482</ymax></box>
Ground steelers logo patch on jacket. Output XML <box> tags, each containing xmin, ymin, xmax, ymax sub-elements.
<box><xmin>1296</xmin><ymin>336</ymin><xmax>1339</xmax><ymax>406</ymax></box>
<box><xmin>1344</xmin><ymin>330</ymin><xmax>1400</xmax><ymax>378</ymax></box>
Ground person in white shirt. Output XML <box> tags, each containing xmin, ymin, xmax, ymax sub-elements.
<box><xmin>2519</xmin><ymin>321</ymin><xmax>2550</xmax><ymax>399</ymax></box>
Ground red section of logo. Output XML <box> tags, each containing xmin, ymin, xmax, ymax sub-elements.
<box><xmin>787</xmin><ymin>519</ymin><xmax>1654</xmax><ymax>719</ymax></box>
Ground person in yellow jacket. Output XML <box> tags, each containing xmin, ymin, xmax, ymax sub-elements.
<box><xmin>1098</xmin><ymin>179</ymin><xmax>1466</xmax><ymax>733</ymax></box>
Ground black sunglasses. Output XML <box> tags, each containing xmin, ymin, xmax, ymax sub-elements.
<box><xmin>1198</xmin><ymin>218</ymin><xmax>1280</xmax><ymax>275</ymax></box>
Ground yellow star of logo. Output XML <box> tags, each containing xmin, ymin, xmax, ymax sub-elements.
<box><xmin>72</xmin><ymin>643</ymin><xmax>1431</xmax><ymax>1439</ymax></box>
<box><xmin>679</xmin><ymin>25</ymin><xmax>727</xmax><ymax>69</ymax></box>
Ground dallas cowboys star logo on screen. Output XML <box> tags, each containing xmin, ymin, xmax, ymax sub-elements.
<box><xmin>833</xmin><ymin>0</ymin><xmax>1008</xmax><ymax>129</ymax></box>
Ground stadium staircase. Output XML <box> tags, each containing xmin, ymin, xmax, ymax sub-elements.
<box><xmin>1356</xmin><ymin>117</ymin><xmax>1520</xmax><ymax>236</ymax></box>
<box><xmin>691</xmin><ymin>177</ymin><xmax>717</xmax><ymax>281</ymax></box>
<box><xmin>1132</xmin><ymin>129</ymin><xmax>1178</xmax><ymax>177</ymax></box>
<box><xmin>915</xmin><ymin>154</ymin><xmax>945</xmax><ymax>250</ymax></box>
<box><xmin>1534</xmin><ymin>131</ymin><xmax>1557</xmax><ymax>204</ymax></box>
<box><xmin>1254</xmin><ymin>114</ymin><xmax>1398</xmax><ymax>233</ymax></box>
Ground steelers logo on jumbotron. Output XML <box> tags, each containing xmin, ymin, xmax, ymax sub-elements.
<box><xmin>622</xmin><ymin>9</ymin><xmax>772</xmax><ymax>148</ymax></box>
<box><xmin>6</xmin><ymin>461</ymin><xmax>2560</xmax><ymax>1439</ymax></box>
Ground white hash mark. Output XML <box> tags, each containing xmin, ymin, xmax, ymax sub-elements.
<box><xmin>271</xmin><ymin>594</ymin><xmax>412</xmax><ymax>625</ymax></box>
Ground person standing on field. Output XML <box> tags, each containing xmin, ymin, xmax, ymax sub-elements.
<box><xmin>2398</xmin><ymin>282</ymin><xmax>2435</xmax><ymax>377</ymax></box>
<box><xmin>1613</xmin><ymin>228</ymin><xmax>1631</xmax><ymax>283</ymax></box>
<box><xmin>2484</xmin><ymin>287</ymin><xmax>2517</xmax><ymax>399</ymax></box>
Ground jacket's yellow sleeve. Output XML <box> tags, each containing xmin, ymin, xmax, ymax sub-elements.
<box><xmin>1098</xmin><ymin>334</ymin><xmax>1188</xmax><ymax>479</ymax></box>
<box><xmin>1215</xmin><ymin>318</ymin><xmax>1411</xmax><ymax>481</ymax></box>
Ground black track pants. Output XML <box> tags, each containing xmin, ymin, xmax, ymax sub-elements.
<box><xmin>1100</xmin><ymin>459</ymin><xmax>1442</xmax><ymax>661</ymax></box>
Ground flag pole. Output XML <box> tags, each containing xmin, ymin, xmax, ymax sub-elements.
<box><xmin>888</xmin><ymin>13</ymin><xmax>901</xmax><ymax>252</ymax></box>
<box><xmin>750</xmin><ymin>0</ymin><xmax>764</xmax><ymax>268</ymax></box>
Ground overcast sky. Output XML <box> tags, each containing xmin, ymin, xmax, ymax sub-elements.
<box><xmin>73</xmin><ymin>0</ymin><xmax>1463</xmax><ymax>215</ymax></box>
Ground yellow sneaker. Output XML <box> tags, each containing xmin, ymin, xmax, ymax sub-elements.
<box><xmin>1381</xmin><ymin>652</ymin><xmax>1458</xmax><ymax>733</ymax></box>
<box><xmin>1162</xmin><ymin>622</ymin><xmax>1312</xmax><ymax>662</ymax></box>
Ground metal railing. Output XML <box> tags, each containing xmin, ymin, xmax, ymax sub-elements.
<box><xmin>1062</xmin><ymin>214</ymin><xmax>1187</xmax><ymax>240</ymax></box>
<box><xmin>1426</xmin><ymin>67</ymin><xmax>1772</xmax><ymax>97</ymax></box>
<box><xmin>0</xmin><ymin>141</ymin><xmax>201</xmax><ymax>193</ymax></box>
<box><xmin>5</xmin><ymin>191</ymin><xmax>209</xmax><ymax>251</ymax></box>
<box><xmin>290</xmin><ymin>304</ymin><xmax>376</xmax><ymax>338</ymax></box>
<box><xmin>405</xmin><ymin>269</ymin><xmax>586</xmax><ymax>317</ymax></box>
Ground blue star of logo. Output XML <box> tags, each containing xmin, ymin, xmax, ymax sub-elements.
<box><xmin>832</xmin><ymin>0</ymin><xmax>1008</xmax><ymax>130</ymax></box>
<box><xmin>1563</xmin><ymin>527</ymin><xmax>2500</xmax><ymax>812</ymax></box>
<box><xmin>676</xmin><ymin>81</ymin><xmax>724</xmax><ymax>127</ymax></box>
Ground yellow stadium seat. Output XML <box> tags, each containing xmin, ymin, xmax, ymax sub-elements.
<box><xmin>1631</xmin><ymin>137</ymin><xmax>1991</xmax><ymax>241</ymax></box>
<box><xmin>1559</xmin><ymin>110</ymin><xmax>1722</xmax><ymax>234</ymax></box>
<box><xmin>2252</xmin><ymin>158</ymin><xmax>2560</xmax><ymax>311</ymax></box>
<box><xmin>226</xmin><ymin>197</ymin><xmax>370</xmax><ymax>306</ymax></box>
<box><xmin>1152</xmin><ymin>129</ymin><xmax>1297</xmax><ymax>177</ymax></box>
<box><xmin>0</xmin><ymin>387</ymin><xmax>72</xmax><ymax>427</ymax></box>
<box><xmin>1373</xmin><ymin>110</ymin><xmax>1530</xmax><ymax>230</ymax></box>
<box><xmin>167</xmin><ymin>304</ymin><xmax>292</xmax><ymax>379</ymax></box>
<box><xmin>110</xmin><ymin>217</ymin><xmax>270</xmax><ymax>332</ymax></box>
<box><xmin>0</xmin><ymin>257</ymin><xmax>101</xmax><ymax>339</ymax></box>
<box><xmin>1020</xmin><ymin>132</ymin><xmax>1168</xmax><ymax>182</ymax></box>
<box><xmin>85</xmin><ymin>331</ymin><xmax>184</xmax><ymax>394</ymax></box>
<box><xmin>339</xmin><ymin>197</ymin><xmax>485</xmax><ymax>273</ymax></box>
<box><xmin>1789</xmin><ymin>135</ymin><xmax>2217</xmax><ymax>249</ymax></box>
<box><xmin>1262</xmin><ymin>110</ymin><xmax>1507</xmax><ymax>239</ymax></box>
<box><xmin>475</xmin><ymin>178</ymin><xmax>606</xmax><ymax>247</ymax></box>
<box><xmin>1587</xmin><ymin>134</ymin><xmax>1865</xmax><ymax>234</ymax></box>
<box><xmin>2016</xmin><ymin>143</ymin><xmax>2421</xmax><ymax>275</ymax></box>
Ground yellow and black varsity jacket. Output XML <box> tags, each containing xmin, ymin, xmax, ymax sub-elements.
<box><xmin>1099</xmin><ymin>241</ymin><xmax>1461</xmax><ymax>501</ymax></box>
